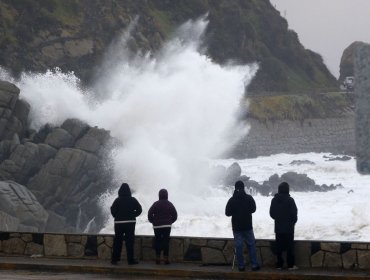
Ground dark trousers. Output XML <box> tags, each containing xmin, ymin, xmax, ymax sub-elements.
<box><xmin>112</xmin><ymin>223</ymin><xmax>135</xmax><ymax>262</ymax></box>
<box><xmin>275</xmin><ymin>232</ymin><xmax>295</xmax><ymax>267</ymax></box>
<box><xmin>154</xmin><ymin>227</ymin><xmax>171</xmax><ymax>256</ymax></box>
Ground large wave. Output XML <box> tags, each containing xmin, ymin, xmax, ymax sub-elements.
<box><xmin>0</xmin><ymin>17</ymin><xmax>257</xmax><ymax>235</ymax></box>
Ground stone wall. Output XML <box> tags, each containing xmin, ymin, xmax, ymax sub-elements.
<box><xmin>233</xmin><ymin>115</ymin><xmax>355</xmax><ymax>158</ymax></box>
<box><xmin>0</xmin><ymin>232</ymin><xmax>369</xmax><ymax>269</ymax></box>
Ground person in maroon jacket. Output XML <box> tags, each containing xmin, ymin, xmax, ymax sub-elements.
<box><xmin>148</xmin><ymin>189</ymin><xmax>177</xmax><ymax>264</ymax></box>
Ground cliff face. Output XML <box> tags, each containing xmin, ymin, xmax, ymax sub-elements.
<box><xmin>0</xmin><ymin>0</ymin><xmax>337</xmax><ymax>92</ymax></box>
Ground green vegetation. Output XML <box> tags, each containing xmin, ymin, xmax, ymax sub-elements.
<box><xmin>0</xmin><ymin>0</ymin><xmax>348</xmax><ymax>120</ymax></box>
<box><xmin>247</xmin><ymin>92</ymin><xmax>352</xmax><ymax>122</ymax></box>
<box><xmin>149</xmin><ymin>9</ymin><xmax>175</xmax><ymax>36</ymax></box>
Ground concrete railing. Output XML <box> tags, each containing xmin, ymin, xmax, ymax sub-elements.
<box><xmin>0</xmin><ymin>232</ymin><xmax>369</xmax><ymax>269</ymax></box>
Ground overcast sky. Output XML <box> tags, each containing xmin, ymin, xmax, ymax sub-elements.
<box><xmin>269</xmin><ymin>0</ymin><xmax>370</xmax><ymax>79</ymax></box>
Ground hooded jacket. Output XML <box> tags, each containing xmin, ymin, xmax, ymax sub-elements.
<box><xmin>225</xmin><ymin>187</ymin><xmax>256</xmax><ymax>231</ymax></box>
<box><xmin>111</xmin><ymin>183</ymin><xmax>142</xmax><ymax>223</ymax></box>
<box><xmin>269</xmin><ymin>184</ymin><xmax>298</xmax><ymax>234</ymax></box>
<box><xmin>148</xmin><ymin>189</ymin><xmax>177</xmax><ymax>228</ymax></box>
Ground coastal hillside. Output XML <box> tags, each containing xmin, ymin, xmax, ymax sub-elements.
<box><xmin>0</xmin><ymin>0</ymin><xmax>338</xmax><ymax>93</ymax></box>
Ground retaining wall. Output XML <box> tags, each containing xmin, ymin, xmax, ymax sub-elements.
<box><xmin>0</xmin><ymin>232</ymin><xmax>369</xmax><ymax>269</ymax></box>
<box><xmin>234</xmin><ymin>115</ymin><xmax>355</xmax><ymax>158</ymax></box>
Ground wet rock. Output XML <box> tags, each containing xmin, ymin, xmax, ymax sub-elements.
<box><xmin>223</xmin><ymin>162</ymin><xmax>242</xmax><ymax>186</ymax></box>
<box><xmin>290</xmin><ymin>160</ymin><xmax>315</xmax><ymax>165</ymax></box>
<box><xmin>0</xmin><ymin>180</ymin><xmax>49</xmax><ymax>231</ymax></box>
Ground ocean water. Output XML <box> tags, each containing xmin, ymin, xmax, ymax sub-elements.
<box><xmin>1</xmin><ymin>18</ymin><xmax>369</xmax><ymax>241</ymax></box>
<box><xmin>111</xmin><ymin>152</ymin><xmax>369</xmax><ymax>242</ymax></box>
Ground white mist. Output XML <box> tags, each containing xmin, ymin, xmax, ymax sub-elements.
<box><xmin>0</xmin><ymin>18</ymin><xmax>257</xmax><ymax>236</ymax></box>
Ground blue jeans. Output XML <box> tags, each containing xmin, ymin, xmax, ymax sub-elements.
<box><xmin>233</xmin><ymin>229</ymin><xmax>259</xmax><ymax>268</ymax></box>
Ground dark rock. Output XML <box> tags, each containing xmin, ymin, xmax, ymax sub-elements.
<box><xmin>44</xmin><ymin>128</ymin><xmax>74</xmax><ymax>149</ymax></box>
<box><xmin>224</xmin><ymin>162</ymin><xmax>242</xmax><ymax>186</ymax></box>
<box><xmin>75</xmin><ymin>127</ymin><xmax>111</xmax><ymax>154</ymax></box>
<box><xmin>61</xmin><ymin>118</ymin><xmax>90</xmax><ymax>140</ymax></box>
<box><xmin>326</xmin><ymin>155</ymin><xmax>352</xmax><ymax>161</ymax></box>
<box><xmin>32</xmin><ymin>124</ymin><xmax>54</xmax><ymax>143</ymax></box>
<box><xmin>290</xmin><ymin>160</ymin><xmax>315</xmax><ymax>165</ymax></box>
<box><xmin>0</xmin><ymin>142</ymin><xmax>57</xmax><ymax>185</ymax></box>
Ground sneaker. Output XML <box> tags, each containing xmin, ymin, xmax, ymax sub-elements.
<box><xmin>238</xmin><ymin>266</ymin><xmax>246</xmax><ymax>272</ymax></box>
<box><xmin>252</xmin><ymin>265</ymin><xmax>260</xmax><ymax>271</ymax></box>
<box><xmin>288</xmin><ymin>265</ymin><xmax>298</xmax><ymax>271</ymax></box>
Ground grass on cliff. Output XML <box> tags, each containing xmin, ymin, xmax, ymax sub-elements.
<box><xmin>246</xmin><ymin>92</ymin><xmax>352</xmax><ymax>122</ymax></box>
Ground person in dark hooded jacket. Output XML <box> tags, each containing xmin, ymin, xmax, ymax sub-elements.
<box><xmin>111</xmin><ymin>183</ymin><xmax>142</xmax><ymax>265</ymax></box>
<box><xmin>148</xmin><ymin>189</ymin><xmax>177</xmax><ymax>264</ymax></box>
<box><xmin>270</xmin><ymin>182</ymin><xmax>298</xmax><ymax>270</ymax></box>
<box><xmin>225</xmin><ymin>181</ymin><xmax>260</xmax><ymax>272</ymax></box>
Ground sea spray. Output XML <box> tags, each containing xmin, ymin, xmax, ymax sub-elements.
<box><xmin>0</xmin><ymin>18</ymin><xmax>257</xmax><ymax>235</ymax></box>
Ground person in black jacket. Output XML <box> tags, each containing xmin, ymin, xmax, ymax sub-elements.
<box><xmin>148</xmin><ymin>189</ymin><xmax>177</xmax><ymax>264</ymax></box>
<box><xmin>111</xmin><ymin>183</ymin><xmax>142</xmax><ymax>265</ymax></box>
<box><xmin>269</xmin><ymin>182</ymin><xmax>298</xmax><ymax>270</ymax></box>
<box><xmin>225</xmin><ymin>181</ymin><xmax>260</xmax><ymax>272</ymax></box>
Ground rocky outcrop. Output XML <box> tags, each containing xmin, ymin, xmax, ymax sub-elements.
<box><xmin>339</xmin><ymin>41</ymin><xmax>368</xmax><ymax>82</ymax></box>
<box><xmin>219</xmin><ymin>162</ymin><xmax>342</xmax><ymax>196</ymax></box>
<box><xmin>0</xmin><ymin>81</ymin><xmax>115</xmax><ymax>233</ymax></box>
<box><xmin>0</xmin><ymin>81</ymin><xmax>30</xmax><ymax>140</ymax></box>
<box><xmin>0</xmin><ymin>180</ymin><xmax>49</xmax><ymax>232</ymax></box>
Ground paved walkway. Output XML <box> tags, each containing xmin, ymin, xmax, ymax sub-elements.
<box><xmin>0</xmin><ymin>256</ymin><xmax>369</xmax><ymax>279</ymax></box>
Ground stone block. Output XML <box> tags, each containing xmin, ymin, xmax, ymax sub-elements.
<box><xmin>44</xmin><ymin>234</ymin><xmax>67</xmax><ymax>257</ymax></box>
<box><xmin>21</xmin><ymin>234</ymin><xmax>33</xmax><ymax>243</ymax></box>
<box><xmin>65</xmin><ymin>235</ymin><xmax>82</xmax><ymax>243</ymax></box>
<box><xmin>260</xmin><ymin>246</ymin><xmax>275</xmax><ymax>267</ymax></box>
<box><xmin>104</xmin><ymin>236</ymin><xmax>113</xmax><ymax>248</ymax></box>
<box><xmin>351</xmin><ymin>243</ymin><xmax>367</xmax><ymax>250</ymax></box>
<box><xmin>201</xmin><ymin>247</ymin><xmax>225</xmax><ymax>264</ymax></box>
<box><xmin>358</xmin><ymin>251</ymin><xmax>370</xmax><ymax>269</ymax></box>
<box><xmin>342</xmin><ymin>250</ymin><xmax>357</xmax><ymax>269</ymax></box>
<box><xmin>323</xmin><ymin>252</ymin><xmax>342</xmax><ymax>268</ymax></box>
<box><xmin>67</xmin><ymin>243</ymin><xmax>85</xmax><ymax>257</ymax></box>
<box><xmin>97</xmin><ymin>236</ymin><xmax>104</xmax><ymax>245</ymax></box>
<box><xmin>311</xmin><ymin>251</ymin><xmax>324</xmax><ymax>267</ymax></box>
<box><xmin>295</xmin><ymin>242</ymin><xmax>311</xmax><ymax>268</ymax></box>
<box><xmin>81</xmin><ymin>236</ymin><xmax>88</xmax><ymax>246</ymax></box>
<box><xmin>24</xmin><ymin>243</ymin><xmax>43</xmax><ymax>256</ymax></box>
<box><xmin>169</xmin><ymin>238</ymin><xmax>184</xmax><ymax>262</ymax></box>
<box><xmin>2</xmin><ymin>238</ymin><xmax>25</xmax><ymax>254</ymax></box>
<box><xmin>207</xmin><ymin>240</ymin><xmax>225</xmax><ymax>250</ymax></box>
<box><xmin>256</xmin><ymin>240</ymin><xmax>271</xmax><ymax>247</ymax></box>
<box><xmin>188</xmin><ymin>238</ymin><xmax>207</xmax><ymax>247</ymax></box>
<box><xmin>321</xmin><ymin>242</ymin><xmax>341</xmax><ymax>253</ymax></box>
<box><xmin>223</xmin><ymin>240</ymin><xmax>235</xmax><ymax>263</ymax></box>
<box><xmin>98</xmin><ymin>243</ymin><xmax>111</xmax><ymax>260</ymax></box>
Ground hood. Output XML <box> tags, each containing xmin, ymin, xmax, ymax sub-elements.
<box><xmin>159</xmin><ymin>189</ymin><xmax>168</xmax><ymax>200</ymax></box>
<box><xmin>118</xmin><ymin>183</ymin><xmax>131</xmax><ymax>197</ymax></box>
<box><xmin>233</xmin><ymin>188</ymin><xmax>246</xmax><ymax>198</ymax></box>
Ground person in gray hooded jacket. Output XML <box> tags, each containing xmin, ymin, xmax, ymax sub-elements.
<box><xmin>111</xmin><ymin>183</ymin><xmax>142</xmax><ymax>265</ymax></box>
